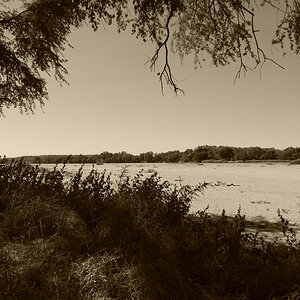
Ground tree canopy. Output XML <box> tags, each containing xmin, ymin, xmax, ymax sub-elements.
<box><xmin>1</xmin><ymin>0</ymin><xmax>300</xmax><ymax>115</ymax></box>
<box><xmin>4</xmin><ymin>145</ymin><xmax>300</xmax><ymax>163</ymax></box>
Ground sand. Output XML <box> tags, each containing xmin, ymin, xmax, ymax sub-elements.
<box><xmin>42</xmin><ymin>162</ymin><xmax>300</xmax><ymax>226</ymax></box>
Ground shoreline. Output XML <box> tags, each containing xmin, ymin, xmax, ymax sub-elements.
<box><xmin>31</xmin><ymin>160</ymin><xmax>295</xmax><ymax>165</ymax></box>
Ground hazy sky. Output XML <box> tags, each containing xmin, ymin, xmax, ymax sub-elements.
<box><xmin>1</xmin><ymin>6</ymin><xmax>300</xmax><ymax>157</ymax></box>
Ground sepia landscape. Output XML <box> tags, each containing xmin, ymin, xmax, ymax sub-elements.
<box><xmin>1</xmin><ymin>0</ymin><xmax>300</xmax><ymax>299</ymax></box>
<box><xmin>40</xmin><ymin>160</ymin><xmax>300</xmax><ymax>224</ymax></box>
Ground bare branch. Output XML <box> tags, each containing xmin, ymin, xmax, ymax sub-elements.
<box><xmin>235</xmin><ymin>2</ymin><xmax>285</xmax><ymax>81</ymax></box>
<box><xmin>148</xmin><ymin>4</ymin><xmax>184</xmax><ymax>95</ymax></box>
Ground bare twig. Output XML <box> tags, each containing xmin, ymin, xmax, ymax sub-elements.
<box><xmin>148</xmin><ymin>4</ymin><xmax>184</xmax><ymax>95</ymax></box>
<box><xmin>234</xmin><ymin>2</ymin><xmax>285</xmax><ymax>82</ymax></box>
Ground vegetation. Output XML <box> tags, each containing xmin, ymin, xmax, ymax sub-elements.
<box><xmin>1</xmin><ymin>1</ymin><xmax>300</xmax><ymax>298</ymax></box>
<box><xmin>0</xmin><ymin>160</ymin><xmax>300</xmax><ymax>299</ymax></box>
<box><xmin>2</xmin><ymin>0</ymin><xmax>300</xmax><ymax>114</ymax></box>
<box><xmin>4</xmin><ymin>145</ymin><xmax>300</xmax><ymax>164</ymax></box>
<box><xmin>289</xmin><ymin>159</ymin><xmax>300</xmax><ymax>165</ymax></box>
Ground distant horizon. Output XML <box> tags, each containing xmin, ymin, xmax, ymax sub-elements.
<box><xmin>4</xmin><ymin>144</ymin><xmax>299</xmax><ymax>159</ymax></box>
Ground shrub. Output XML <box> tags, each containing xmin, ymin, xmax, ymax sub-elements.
<box><xmin>0</xmin><ymin>161</ymin><xmax>300</xmax><ymax>299</ymax></box>
<box><xmin>289</xmin><ymin>159</ymin><xmax>300</xmax><ymax>165</ymax></box>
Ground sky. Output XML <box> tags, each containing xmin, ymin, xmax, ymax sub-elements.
<box><xmin>1</xmin><ymin>5</ymin><xmax>300</xmax><ymax>157</ymax></box>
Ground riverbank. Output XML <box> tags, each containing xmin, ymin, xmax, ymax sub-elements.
<box><xmin>1</xmin><ymin>161</ymin><xmax>300</xmax><ymax>299</ymax></box>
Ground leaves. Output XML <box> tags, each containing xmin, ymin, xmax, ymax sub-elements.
<box><xmin>1</xmin><ymin>0</ymin><xmax>300</xmax><ymax>114</ymax></box>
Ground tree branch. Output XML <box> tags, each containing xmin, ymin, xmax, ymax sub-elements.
<box><xmin>0</xmin><ymin>8</ymin><xmax>29</xmax><ymax>25</ymax></box>
<box><xmin>235</xmin><ymin>2</ymin><xmax>285</xmax><ymax>81</ymax></box>
<box><xmin>148</xmin><ymin>4</ymin><xmax>184</xmax><ymax>95</ymax></box>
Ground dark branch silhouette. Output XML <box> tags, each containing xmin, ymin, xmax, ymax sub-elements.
<box><xmin>148</xmin><ymin>5</ymin><xmax>184</xmax><ymax>95</ymax></box>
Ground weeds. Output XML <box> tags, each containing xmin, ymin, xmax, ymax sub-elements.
<box><xmin>0</xmin><ymin>161</ymin><xmax>300</xmax><ymax>299</ymax></box>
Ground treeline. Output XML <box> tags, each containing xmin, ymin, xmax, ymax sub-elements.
<box><xmin>2</xmin><ymin>146</ymin><xmax>300</xmax><ymax>164</ymax></box>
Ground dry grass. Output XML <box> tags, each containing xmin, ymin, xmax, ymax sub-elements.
<box><xmin>1</xmin><ymin>161</ymin><xmax>300</xmax><ymax>299</ymax></box>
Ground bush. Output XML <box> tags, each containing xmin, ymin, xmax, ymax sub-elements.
<box><xmin>0</xmin><ymin>161</ymin><xmax>300</xmax><ymax>299</ymax></box>
<box><xmin>289</xmin><ymin>159</ymin><xmax>300</xmax><ymax>165</ymax></box>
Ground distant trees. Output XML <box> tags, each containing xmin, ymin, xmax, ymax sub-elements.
<box><xmin>7</xmin><ymin>146</ymin><xmax>300</xmax><ymax>164</ymax></box>
<box><xmin>163</xmin><ymin>150</ymin><xmax>182</xmax><ymax>162</ymax></box>
<box><xmin>98</xmin><ymin>151</ymin><xmax>138</xmax><ymax>163</ymax></box>
<box><xmin>181</xmin><ymin>149</ymin><xmax>193</xmax><ymax>162</ymax></box>
<box><xmin>140</xmin><ymin>152</ymin><xmax>154</xmax><ymax>163</ymax></box>
<box><xmin>234</xmin><ymin>147</ymin><xmax>280</xmax><ymax>161</ymax></box>
<box><xmin>218</xmin><ymin>147</ymin><xmax>234</xmax><ymax>161</ymax></box>
<box><xmin>192</xmin><ymin>147</ymin><xmax>210</xmax><ymax>162</ymax></box>
<box><xmin>2</xmin><ymin>0</ymin><xmax>300</xmax><ymax>114</ymax></box>
<box><xmin>235</xmin><ymin>147</ymin><xmax>264</xmax><ymax>161</ymax></box>
<box><xmin>282</xmin><ymin>147</ymin><xmax>300</xmax><ymax>160</ymax></box>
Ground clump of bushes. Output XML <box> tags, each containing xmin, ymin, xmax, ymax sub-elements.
<box><xmin>0</xmin><ymin>160</ymin><xmax>300</xmax><ymax>299</ymax></box>
<box><xmin>289</xmin><ymin>159</ymin><xmax>300</xmax><ymax>165</ymax></box>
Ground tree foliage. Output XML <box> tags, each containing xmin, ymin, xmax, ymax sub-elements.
<box><xmin>3</xmin><ymin>145</ymin><xmax>300</xmax><ymax>163</ymax></box>
<box><xmin>1</xmin><ymin>0</ymin><xmax>300</xmax><ymax>114</ymax></box>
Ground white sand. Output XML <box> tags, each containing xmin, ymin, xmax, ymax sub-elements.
<box><xmin>42</xmin><ymin>162</ymin><xmax>300</xmax><ymax>225</ymax></box>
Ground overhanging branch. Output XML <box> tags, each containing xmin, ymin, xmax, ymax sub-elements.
<box><xmin>148</xmin><ymin>4</ymin><xmax>184</xmax><ymax>95</ymax></box>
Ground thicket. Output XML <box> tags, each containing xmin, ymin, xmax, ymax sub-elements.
<box><xmin>1</xmin><ymin>161</ymin><xmax>300</xmax><ymax>299</ymax></box>
<box><xmin>4</xmin><ymin>146</ymin><xmax>300</xmax><ymax>164</ymax></box>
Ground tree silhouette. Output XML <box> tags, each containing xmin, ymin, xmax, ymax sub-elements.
<box><xmin>1</xmin><ymin>0</ymin><xmax>299</xmax><ymax>115</ymax></box>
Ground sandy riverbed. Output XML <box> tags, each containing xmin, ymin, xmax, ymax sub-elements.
<box><xmin>41</xmin><ymin>162</ymin><xmax>300</xmax><ymax>226</ymax></box>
